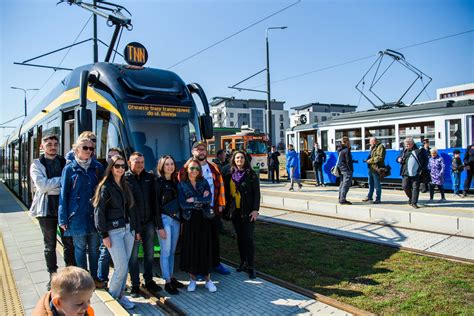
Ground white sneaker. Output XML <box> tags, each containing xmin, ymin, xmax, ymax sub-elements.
<box><xmin>205</xmin><ymin>280</ymin><xmax>217</xmax><ymax>292</ymax></box>
<box><xmin>187</xmin><ymin>279</ymin><xmax>197</xmax><ymax>292</ymax></box>
<box><xmin>118</xmin><ymin>296</ymin><xmax>135</xmax><ymax>309</ymax></box>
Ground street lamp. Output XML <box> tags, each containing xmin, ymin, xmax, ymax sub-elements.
<box><xmin>266</xmin><ymin>26</ymin><xmax>287</xmax><ymax>144</ymax></box>
<box><xmin>11</xmin><ymin>87</ymin><xmax>39</xmax><ymax>117</ymax></box>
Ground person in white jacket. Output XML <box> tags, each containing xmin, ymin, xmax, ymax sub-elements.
<box><xmin>30</xmin><ymin>134</ymin><xmax>75</xmax><ymax>290</ymax></box>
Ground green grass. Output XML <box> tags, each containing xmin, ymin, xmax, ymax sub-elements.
<box><xmin>220</xmin><ymin>221</ymin><xmax>474</xmax><ymax>314</ymax></box>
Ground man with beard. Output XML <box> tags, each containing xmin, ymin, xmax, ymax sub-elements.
<box><xmin>189</xmin><ymin>141</ymin><xmax>230</xmax><ymax>275</ymax></box>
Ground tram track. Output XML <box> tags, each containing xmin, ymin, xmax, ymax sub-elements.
<box><xmin>258</xmin><ymin>204</ymin><xmax>474</xmax><ymax>265</ymax></box>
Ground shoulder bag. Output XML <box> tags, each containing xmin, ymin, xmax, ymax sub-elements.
<box><xmin>331</xmin><ymin>152</ymin><xmax>341</xmax><ymax>177</ymax></box>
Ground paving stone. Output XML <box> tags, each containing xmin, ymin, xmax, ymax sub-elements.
<box><xmin>30</xmin><ymin>270</ymin><xmax>50</xmax><ymax>284</ymax></box>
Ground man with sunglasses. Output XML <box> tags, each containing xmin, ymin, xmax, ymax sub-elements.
<box><xmin>189</xmin><ymin>141</ymin><xmax>230</xmax><ymax>275</ymax></box>
<box><xmin>125</xmin><ymin>152</ymin><xmax>162</xmax><ymax>296</ymax></box>
<box><xmin>30</xmin><ymin>134</ymin><xmax>75</xmax><ymax>291</ymax></box>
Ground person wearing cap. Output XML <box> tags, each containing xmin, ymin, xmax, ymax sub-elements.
<box><xmin>30</xmin><ymin>134</ymin><xmax>75</xmax><ymax>291</ymax></box>
<box><xmin>451</xmin><ymin>149</ymin><xmax>463</xmax><ymax>196</ymax></box>
<box><xmin>420</xmin><ymin>138</ymin><xmax>431</xmax><ymax>193</ymax></box>
<box><xmin>183</xmin><ymin>141</ymin><xmax>230</xmax><ymax>275</ymax></box>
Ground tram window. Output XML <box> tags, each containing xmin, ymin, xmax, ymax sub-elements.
<box><xmin>129</xmin><ymin>116</ymin><xmax>196</xmax><ymax>171</ymax></box>
<box><xmin>235</xmin><ymin>139</ymin><xmax>244</xmax><ymax>151</ymax></box>
<box><xmin>446</xmin><ymin>119</ymin><xmax>463</xmax><ymax>148</ymax></box>
<box><xmin>96</xmin><ymin>113</ymin><xmax>122</xmax><ymax>162</ymax></box>
<box><xmin>335</xmin><ymin>128</ymin><xmax>362</xmax><ymax>151</ymax></box>
<box><xmin>399</xmin><ymin>121</ymin><xmax>434</xmax><ymax>146</ymax></box>
<box><xmin>321</xmin><ymin>130</ymin><xmax>328</xmax><ymax>151</ymax></box>
<box><xmin>365</xmin><ymin>125</ymin><xmax>395</xmax><ymax>149</ymax></box>
<box><xmin>45</xmin><ymin>116</ymin><xmax>61</xmax><ymax>140</ymax></box>
<box><xmin>208</xmin><ymin>142</ymin><xmax>216</xmax><ymax>155</ymax></box>
<box><xmin>247</xmin><ymin>140</ymin><xmax>267</xmax><ymax>154</ymax></box>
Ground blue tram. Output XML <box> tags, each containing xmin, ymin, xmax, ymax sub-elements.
<box><xmin>287</xmin><ymin>98</ymin><xmax>474</xmax><ymax>190</ymax></box>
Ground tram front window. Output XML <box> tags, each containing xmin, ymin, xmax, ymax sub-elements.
<box><xmin>246</xmin><ymin>140</ymin><xmax>267</xmax><ymax>154</ymax></box>
<box><xmin>128</xmin><ymin>117</ymin><xmax>198</xmax><ymax>171</ymax></box>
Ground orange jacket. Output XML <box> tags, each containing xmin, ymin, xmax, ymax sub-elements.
<box><xmin>32</xmin><ymin>291</ymin><xmax>94</xmax><ymax>316</ymax></box>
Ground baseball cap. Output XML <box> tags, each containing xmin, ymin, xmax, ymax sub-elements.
<box><xmin>192</xmin><ymin>141</ymin><xmax>207</xmax><ymax>149</ymax></box>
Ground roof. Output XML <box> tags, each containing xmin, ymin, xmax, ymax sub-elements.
<box><xmin>316</xmin><ymin>99</ymin><xmax>474</xmax><ymax>127</ymax></box>
<box><xmin>291</xmin><ymin>102</ymin><xmax>358</xmax><ymax>111</ymax></box>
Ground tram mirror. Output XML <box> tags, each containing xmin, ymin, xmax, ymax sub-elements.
<box><xmin>200</xmin><ymin>115</ymin><xmax>214</xmax><ymax>140</ymax></box>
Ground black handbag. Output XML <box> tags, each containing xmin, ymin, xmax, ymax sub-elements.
<box><xmin>202</xmin><ymin>206</ymin><xmax>215</xmax><ymax>219</ymax></box>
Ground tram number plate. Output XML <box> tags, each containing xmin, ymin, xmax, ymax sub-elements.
<box><xmin>128</xmin><ymin>104</ymin><xmax>191</xmax><ymax>118</ymax></box>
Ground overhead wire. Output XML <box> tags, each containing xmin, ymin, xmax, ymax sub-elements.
<box><xmin>167</xmin><ymin>0</ymin><xmax>301</xmax><ymax>70</ymax></box>
<box><xmin>218</xmin><ymin>29</ymin><xmax>474</xmax><ymax>100</ymax></box>
<box><xmin>28</xmin><ymin>14</ymin><xmax>94</xmax><ymax>104</ymax></box>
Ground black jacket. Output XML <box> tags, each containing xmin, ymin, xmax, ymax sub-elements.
<box><xmin>398</xmin><ymin>145</ymin><xmax>428</xmax><ymax>176</ymax></box>
<box><xmin>224</xmin><ymin>169</ymin><xmax>260</xmax><ymax>218</ymax></box>
<box><xmin>464</xmin><ymin>145</ymin><xmax>474</xmax><ymax>166</ymax></box>
<box><xmin>337</xmin><ymin>145</ymin><xmax>353</xmax><ymax>173</ymax></box>
<box><xmin>94</xmin><ymin>178</ymin><xmax>139</xmax><ymax>238</ymax></box>
<box><xmin>125</xmin><ymin>170</ymin><xmax>156</xmax><ymax>228</ymax></box>
<box><xmin>310</xmin><ymin>148</ymin><xmax>326</xmax><ymax>166</ymax></box>
<box><xmin>155</xmin><ymin>176</ymin><xmax>180</xmax><ymax>228</ymax></box>
<box><xmin>268</xmin><ymin>151</ymin><xmax>281</xmax><ymax>168</ymax></box>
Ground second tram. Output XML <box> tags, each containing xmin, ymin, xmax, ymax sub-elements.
<box><xmin>286</xmin><ymin>99</ymin><xmax>474</xmax><ymax>189</ymax></box>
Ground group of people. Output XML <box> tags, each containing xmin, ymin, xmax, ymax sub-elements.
<box><xmin>335</xmin><ymin>136</ymin><xmax>474</xmax><ymax>207</ymax></box>
<box><xmin>283</xmin><ymin>136</ymin><xmax>474</xmax><ymax>208</ymax></box>
<box><xmin>30</xmin><ymin>132</ymin><xmax>261</xmax><ymax>312</ymax></box>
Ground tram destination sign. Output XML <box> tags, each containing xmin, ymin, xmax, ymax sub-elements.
<box><xmin>127</xmin><ymin>103</ymin><xmax>192</xmax><ymax>118</ymax></box>
<box><xmin>124</xmin><ymin>42</ymin><xmax>148</xmax><ymax>66</ymax></box>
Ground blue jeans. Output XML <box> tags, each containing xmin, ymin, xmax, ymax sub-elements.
<box><xmin>158</xmin><ymin>215</ymin><xmax>180</xmax><ymax>282</ymax></box>
<box><xmin>107</xmin><ymin>224</ymin><xmax>135</xmax><ymax>299</ymax></box>
<box><xmin>129</xmin><ymin>221</ymin><xmax>155</xmax><ymax>286</ymax></box>
<box><xmin>97</xmin><ymin>241</ymin><xmax>111</xmax><ymax>282</ymax></box>
<box><xmin>73</xmin><ymin>233</ymin><xmax>100</xmax><ymax>279</ymax></box>
<box><xmin>367</xmin><ymin>170</ymin><xmax>382</xmax><ymax>201</ymax></box>
<box><xmin>453</xmin><ymin>172</ymin><xmax>461</xmax><ymax>194</ymax></box>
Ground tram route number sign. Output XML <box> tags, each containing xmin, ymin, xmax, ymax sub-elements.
<box><xmin>124</xmin><ymin>42</ymin><xmax>148</xmax><ymax>66</ymax></box>
<box><xmin>128</xmin><ymin>104</ymin><xmax>191</xmax><ymax>118</ymax></box>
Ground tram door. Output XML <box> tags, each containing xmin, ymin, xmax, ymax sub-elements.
<box><xmin>299</xmin><ymin>131</ymin><xmax>317</xmax><ymax>179</ymax></box>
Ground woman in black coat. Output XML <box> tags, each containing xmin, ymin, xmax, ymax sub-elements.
<box><xmin>223</xmin><ymin>150</ymin><xmax>260</xmax><ymax>279</ymax></box>
<box><xmin>93</xmin><ymin>155</ymin><xmax>139</xmax><ymax>309</ymax></box>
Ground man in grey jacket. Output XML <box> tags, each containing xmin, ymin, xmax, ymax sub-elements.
<box><xmin>29</xmin><ymin>134</ymin><xmax>75</xmax><ymax>290</ymax></box>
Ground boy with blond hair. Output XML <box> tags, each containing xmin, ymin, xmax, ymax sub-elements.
<box><xmin>33</xmin><ymin>266</ymin><xmax>96</xmax><ymax>316</ymax></box>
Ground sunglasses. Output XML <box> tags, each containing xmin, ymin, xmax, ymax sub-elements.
<box><xmin>189</xmin><ymin>166</ymin><xmax>200</xmax><ymax>172</ymax></box>
<box><xmin>81</xmin><ymin>146</ymin><xmax>95</xmax><ymax>152</ymax></box>
<box><xmin>113</xmin><ymin>164</ymin><xmax>127</xmax><ymax>169</ymax></box>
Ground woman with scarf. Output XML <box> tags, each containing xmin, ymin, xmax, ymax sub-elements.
<box><xmin>59</xmin><ymin>137</ymin><xmax>104</xmax><ymax>283</ymax></box>
<box><xmin>223</xmin><ymin>150</ymin><xmax>260</xmax><ymax>279</ymax></box>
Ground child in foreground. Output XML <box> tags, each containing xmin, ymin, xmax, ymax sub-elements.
<box><xmin>33</xmin><ymin>266</ymin><xmax>95</xmax><ymax>316</ymax></box>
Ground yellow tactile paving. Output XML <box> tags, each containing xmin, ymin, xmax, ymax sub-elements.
<box><xmin>0</xmin><ymin>232</ymin><xmax>24</xmax><ymax>316</ymax></box>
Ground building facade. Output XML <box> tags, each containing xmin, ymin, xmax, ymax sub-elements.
<box><xmin>290</xmin><ymin>102</ymin><xmax>358</xmax><ymax>127</ymax></box>
<box><xmin>437</xmin><ymin>83</ymin><xmax>474</xmax><ymax>101</ymax></box>
<box><xmin>210</xmin><ymin>97</ymin><xmax>289</xmax><ymax>148</ymax></box>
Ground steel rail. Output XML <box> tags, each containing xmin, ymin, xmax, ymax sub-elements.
<box><xmin>259</xmin><ymin>205</ymin><xmax>474</xmax><ymax>265</ymax></box>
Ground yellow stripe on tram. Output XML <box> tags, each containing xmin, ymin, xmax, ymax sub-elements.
<box><xmin>22</xmin><ymin>87</ymin><xmax>123</xmax><ymax>132</ymax></box>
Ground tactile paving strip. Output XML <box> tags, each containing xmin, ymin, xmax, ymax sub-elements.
<box><xmin>0</xmin><ymin>232</ymin><xmax>24</xmax><ymax>316</ymax></box>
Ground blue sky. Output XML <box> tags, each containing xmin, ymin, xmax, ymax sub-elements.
<box><xmin>1</xmin><ymin>0</ymin><xmax>473</xmax><ymax>140</ymax></box>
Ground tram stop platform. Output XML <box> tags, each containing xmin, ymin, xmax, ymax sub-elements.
<box><xmin>1</xmin><ymin>182</ymin><xmax>364</xmax><ymax>316</ymax></box>
<box><xmin>259</xmin><ymin>182</ymin><xmax>474</xmax><ymax>261</ymax></box>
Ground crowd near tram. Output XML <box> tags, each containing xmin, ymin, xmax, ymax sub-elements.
<box><xmin>1</xmin><ymin>1</ymin><xmax>473</xmax><ymax>314</ymax></box>
<box><xmin>286</xmin><ymin>99</ymin><xmax>474</xmax><ymax>205</ymax></box>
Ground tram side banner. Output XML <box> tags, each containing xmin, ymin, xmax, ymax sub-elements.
<box><xmin>127</xmin><ymin>103</ymin><xmax>192</xmax><ymax>118</ymax></box>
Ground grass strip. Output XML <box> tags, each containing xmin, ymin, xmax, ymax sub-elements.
<box><xmin>220</xmin><ymin>221</ymin><xmax>474</xmax><ymax>314</ymax></box>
